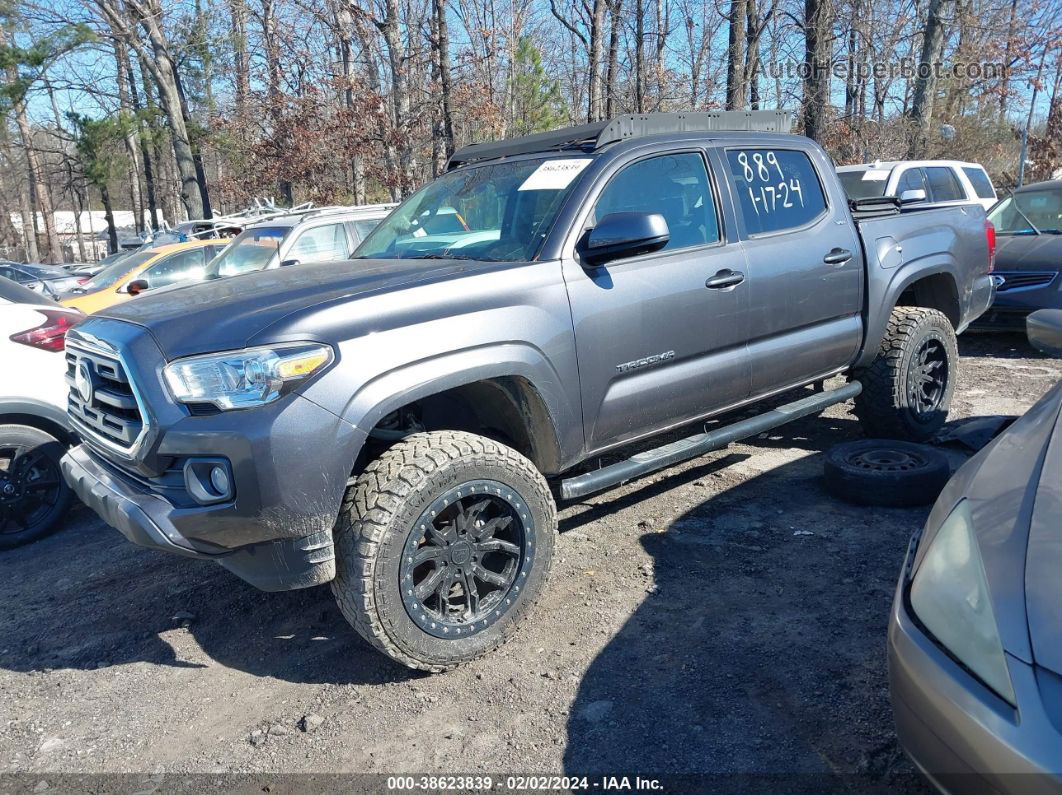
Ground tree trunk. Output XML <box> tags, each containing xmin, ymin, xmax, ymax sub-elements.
<box><xmin>605</xmin><ymin>0</ymin><xmax>622</xmax><ymax>116</ymax></box>
<box><xmin>100</xmin><ymin>184</ymin><xmax>118</xmax><ymax>255</ymax></box>
<box><xmin>15</xmin><ymin>173</ymin><xmax>38</xmax><ymax>262</ymax></box>
<box><xmin>96</xmin><ymin>0</ymin><xmax>205</xmax><ymax>219</ymax></box>
<box><xmin>173</xmin><ymin>67</ymin><xmax>213</xmax><ymax>218</ymax></box>
<box><xmin>128</xmin><ymin>52</ymin><xmax>161</xmax><ymax>230</ymax></box>
<box><xmin>908</xmin><ymin>0</ymin><xmax>949</xmax><ymax>156</ymax></box>
<box><xmin>380</xmin><ymin>0</ymin><xmax>416</xmax><ymax>197</ymax></box>
<box><xmin>800</xmin><ymin>0</ymin><xmax>832</xmax><ymax>141</ymax></box>
<box><xmin>230</xmin><ymin>0</ymin><xmax>250</xmax><ymax>119</ymax></box>
<box><xmin>726</xmin><ymin>0</ymin><xmax>747</xmax><ymax>110</ymax></box>
<box><xmin>635</xmin><ymin>0</ymin><xmax>646</xmax><ymax>111</ymax></box>
<box><xmin>434</xmin><ymin>0</ymin><xmax>455</xmax><ymax>162</ymax></box>
<box><xmin>745</xmin><ymin>0</ymin><xmax>760</xmax><ymax>109</ymax></box>
<box><xmin>113</xmin><ymin>38</ymin><xmax>144</xmax><ymax>235</ymax></box>
<box><xmin>587</xmin><ymin>0</ymin><xmax>607</xmax><ymax>121</ymax></box>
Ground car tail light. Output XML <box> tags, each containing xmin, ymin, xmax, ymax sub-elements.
<box><xmin>9</xmin><ymin>310</ymin><xmax>82</xmax><ymax>352</ymax></box>
<box><xmin>77</xmin><ymin>277</ymin><xmax>90</xmax><ymax>284</ymax></box>
<box><xmin>985</xmin><ymin>219</ymin><xmax>996</xmax><ymax>273</ymax></box>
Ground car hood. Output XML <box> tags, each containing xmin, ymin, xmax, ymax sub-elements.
<box><xmin>1025</xmin><ymin>389</ymin><xmax>1062</xmax><ymax>675</ymax></box>
<box><xmin>916</xmin><ymin>382</ymin><xmax>1062</xmax><ymax>667</ymax></box>
<box><xmin>96</xmin><ymin>257</ymin><xmax>523</xmax><ymax>359</ymax></box>
<box><xmin>994</xmin><ymin>234</ymin><xmax>1062</xmax><ymax>272</ymax></box>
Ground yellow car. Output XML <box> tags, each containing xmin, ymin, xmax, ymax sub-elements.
<box><xmin>61</xmin><ymin>240</ymin><xmax>228</xmax><ymax>315</ymax></box>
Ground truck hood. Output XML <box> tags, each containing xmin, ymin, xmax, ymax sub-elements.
<box><xmin>97</xmin><ymin>257</ymin><xmax>519</xmax><ymax>359</ymax></box>
<box><xmin>994</xmin><ymin>234</ymin><xmax>1062</xmax><ymax>272</ymax></box>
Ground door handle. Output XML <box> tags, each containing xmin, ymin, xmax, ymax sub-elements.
<box><xmin>705</xmin><ymin>269</ymin><xmax>745</xmax><ymax>289</ymax></box>
<box><xmin>823</xmin><ymin>247</ymin><xmax>853</xmax><ymax>265</ymax></box>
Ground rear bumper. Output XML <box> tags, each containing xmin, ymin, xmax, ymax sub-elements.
<box><xmin>62</xmin><ymin>443</ymin><xmax>335</xmax><ymax>591</ymax></box>
<box><xmin>888</xmin><ymin>541</ymin><xmax>1062</xmax><ymax>794</ymax></box>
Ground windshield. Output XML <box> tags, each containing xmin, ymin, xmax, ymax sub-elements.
<box><xmin>988</xmin><ymin>188</ymin><xmax>1062</xmax><ymax>235</ymax></box>
<box><xmin>80</xmin><ymin>252</ymin><xmax>154</xmax><ymax>291</ymax></box>
<box><xmin>207</xmin><ymin>226</ymin><xmax>287</xmax><ymax>277</ymax></box>
<box><xmin>355</xmin><ymin>156</ymin><xmax>592</xmax><ymax>261</ymax></box>
<box><xmin>838</xmin><ymin>168</ymin><xmax>889</xmax><ymax>200</ymax></box>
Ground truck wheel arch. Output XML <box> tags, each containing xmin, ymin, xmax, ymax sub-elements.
<box><xmin>342</xmin><ymin>351</ymin><xmax>573</xmax><ymax>475</ymax></box>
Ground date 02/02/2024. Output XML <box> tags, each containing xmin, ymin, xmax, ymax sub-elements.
<box><xmin>385</xmin><ymin>775</ymin><xmax>665</xmax><ymax>791</ymax></box>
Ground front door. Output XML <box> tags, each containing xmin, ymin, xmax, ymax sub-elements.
<box><xmin>562</xmin><ymin>150</ymin><xmax>751</xmax><ymax>452</ymax></box>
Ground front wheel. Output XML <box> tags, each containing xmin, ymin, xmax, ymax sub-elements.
<box><xmin>0</xmin><ymin>424</ymin><xmax>73</xmax><ymax>550</ymax></box>
<box><xmin>332</xmin><ymin>430</ymin><xmax>556</xmax><ymax>672</ymax></box>
<box><xmin>853</xmin><ymin>307</ymin><xmax>958</xmax><ymax>442</ymax></box>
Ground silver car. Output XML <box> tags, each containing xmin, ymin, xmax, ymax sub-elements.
<box><xmin>888</xmin><ymin>308</ymin><xmax>1062</xmax><ymax>792</ymax></box>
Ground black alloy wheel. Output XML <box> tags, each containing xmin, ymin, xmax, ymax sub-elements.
<box><xmin>400</xmin><ymin>480</ymin><xmax>532</xmax><ymax>639</ymax></box>
<box><xmin>0</xmin><ymin>425</ymin><xmax>73</xmax><ymax>549</ymax></box>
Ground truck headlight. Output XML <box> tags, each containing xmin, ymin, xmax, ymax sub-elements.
<box><xmin>164</xmin><ymin>343</ymin><xmax>333</xmax><ymax>410</ymax></box>
<box><xmin>910</xmin><ymin>500</ymin><xmax>1016</xmax><ymax>705</ymax></box>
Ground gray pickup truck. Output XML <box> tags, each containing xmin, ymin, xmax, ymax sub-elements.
<box><xmin>60</xmin><ymin>113</ymin><xmax>995</xmax><ymax>671</ymax></box>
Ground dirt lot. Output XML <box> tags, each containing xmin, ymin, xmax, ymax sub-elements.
<box><xmin>1</xmin><ymin>332</ymin><xmax>1059</xmax><ymax>790</ymax></box>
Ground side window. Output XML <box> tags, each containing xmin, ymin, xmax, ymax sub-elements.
<box><xmin>726</xmin><ymin>149</ymin><xmax>827</xmax><ymax>235</ymax></box>
<box><xmin>897</xmin><ymin>168</ymin><xmax>928</xmax><ymax>198</ymax></box>
<box><xmin>592</xmin><ymin>153</ymin><xmax>719</xmax><ymax>251</ymax></box>
<box><xmin>925</xmin><ymin>167</ymin><xmax>964</xmax><ymax>202</ymax></box>
<box><xmin>141</xmin><ymin>248</ymin><xmax>207</xmax><ymax>288</ymax></box>
<box><xmin>962</xmin><ymin>167</ymin><xmax>996</xmax><ymax>200</ymax></box>
<box><xmin>287</xmin><ymin>223</ymin><xmax>350</xmax><ymax>263</ymax></box>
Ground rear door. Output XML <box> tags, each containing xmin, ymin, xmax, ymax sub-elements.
<box><xmin>562</xmin><ymin>149</ymin><xmax>751</xmax><ymax>451</ymax></box>
<box><xmin>721</xmin><ymin>144</ymin><xmax>863</xmax><ymax>396</ymax></box>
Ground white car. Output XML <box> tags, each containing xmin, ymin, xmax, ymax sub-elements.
<box><xmin>0</xmin><ymin>277</ymin><xmax>83</xmax><ymax>548</ymax></box>
<box><xmin>837</xmin><ymin>160</ymin><xmax>997</xmax><ymax>210</ymax></box>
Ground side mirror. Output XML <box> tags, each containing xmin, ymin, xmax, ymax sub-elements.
<box><xmin>899</xmin><ymin>189</ymin><xmax>927</xmax><ymax>204</ymax></box>
<box><xmin>1027</xmin><ymin>309</ymin><xmax>1062</xmax><ymax>357</ymax></box>
<box><xmin>585</xmin><ymin>212</ymin><xmax>670</xmax><ymax>265</ymax></box>
<box><xmin>280</xmin><ymin>258</ymin><xmax>301</xmax><ymax>268</ymax></box>
<box><xmin>126</xmin><ymin>279</ymin><xmax>150</xmax><ymax>296</ymax></box>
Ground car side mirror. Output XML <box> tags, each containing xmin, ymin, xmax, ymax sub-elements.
<box><xmin>1027</xmin><ymin>309</ymin><xmax>1062</xmax><ymax>357</ymax></box>
<box><xmin>899</xmin><ymin>189</ymin><xmax>927</xmax><ymax>204</ymax></box>
<box><xmin>280</xmin><ymin>258</ymin><xmax>300</xmax><ymax>268</ymax></box>
<box><xmin>584</xmin><ymin>212</ymin><xmax>670</xmax><ymax>266</ymax></box>
<box><xmin>126</xmin><ymin>279</ymin><xmax>150</xmax><ymax>296</ymax></box>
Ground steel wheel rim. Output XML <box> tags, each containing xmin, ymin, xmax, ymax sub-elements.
<box><xmin>0</xmin><ymin>445</ymin><xmax>62</xmax><ymax>536</ymax></box>
<box><xmin>400</xmin><ymin>479</ymin><xmax>532</xmax><ymax>639</ymax></box>
<box><xmin>846</xmin><ymin>447</ymin><xmax>927</xmax><ymax>472</ymax></box>
<box><xmin>908</xmin><ymin>335</ymin><xmax>948</xmax><ymax>419</ymax></box>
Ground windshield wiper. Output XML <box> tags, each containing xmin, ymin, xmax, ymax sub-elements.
<box><xmin>407</xmin><ymin>253</ymin><xmax>483</xmax><ymax>261</ymax></box>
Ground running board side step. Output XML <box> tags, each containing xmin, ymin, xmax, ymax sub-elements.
<box><xmin>559</xmin><ymin>381</ymin><xmax>863</xmax><ymax>501</ymax></box>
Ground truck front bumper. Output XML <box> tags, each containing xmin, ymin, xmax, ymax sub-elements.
<box><xmin>62</xmin><ymin>444</ymin><xmax>335</xmax><ymax>591</ymax></box>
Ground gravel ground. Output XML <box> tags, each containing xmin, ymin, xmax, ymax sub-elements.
<box><xmin>1</xmin><ymin>331</ymin><xmax>1058</xmax><ymax>790</ymax></box>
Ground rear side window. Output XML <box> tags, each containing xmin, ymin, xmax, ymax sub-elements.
<box><xmin>925</xmin><ymin>167</ymin><xmax>964</xmax><ymax>202</ymax></box>
<box><xmin>962</xmin><ymin>167</ymin><xmax>996</xmax><ymax>199</ymax></box>
<box><xmin>593</xmin><ymin>152</ymin><xmax>720</xmax><ymax>251</ymax></box>
<box><xmin>838</xmin><ymin>169</ymin><xmax>888</xmax><ymax>200</ymax></box>
<box><xmin>727</xmin><ymin>149</ymin><xmax>827</xmax><ymax>235</ymax></box>
<box><xmin>287</xmin><ymin>223</ymin><xmax>350</xmax><ymax>263</ymax></box>
<box><xmin>897</xmin><ymin>168</ymin><xmax>928</xmax><ymax>199</ymax></box>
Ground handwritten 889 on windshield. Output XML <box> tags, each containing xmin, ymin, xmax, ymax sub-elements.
<box><xmin>385</xmin><ymin>775</ymin><xmax>665</xmax><ymax>791</ymax></box>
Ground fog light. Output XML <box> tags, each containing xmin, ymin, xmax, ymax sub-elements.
<box><xmin>210</xmin><ymin>466</ymin><xmax>230</xmax><ymax>495</ymax></box>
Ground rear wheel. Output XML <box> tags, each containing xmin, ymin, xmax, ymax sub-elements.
<box><xmin>331</xmin><ymin>430</ymin><xmax>556</xmax><ymax>672</ymax></box>
<box><xmin>0</xmin><ymin>425</ymin><xmax>73</xmax><ymax>549</ymax></box>
<box><xmin>854</xmin><ymin>307</ymin><xmax>957</xmax><ymax>441</ymax></box>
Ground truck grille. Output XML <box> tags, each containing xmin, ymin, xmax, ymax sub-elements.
<box><xmin>994</xmin><ymin>271</ymin><xmax>1057</xmax><ymax>293</ymax></box>
<box><xmin>66</xmin><ymin>337</ymin><xmax>147</xmax><ymax>456</ymax></box>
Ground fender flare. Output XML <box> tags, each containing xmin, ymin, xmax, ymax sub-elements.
<box><xmin>0</xmin><ymin>398</ymin><xmax>73</xmax><ymax>441</ymax></box>
<box><xmin>340</xmin><ymin>342</ymin><xmax>579</xmax><ymax>474</ymax></box>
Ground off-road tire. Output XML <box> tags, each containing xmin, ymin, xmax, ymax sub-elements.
<box><xmin>331</xmin><ymin>430</ymin><xmax>556</xmax><ymax>672</ymax></box>
<box><xmin>824</xmin><ymin>439</ymin><xmax>951</xmax><ymax>507</ymax></box>
<box><xmin>854</xmin><ymin>307</ymin><xmax>958</xmax><ymax>441</ymax></box>
<box><xmin>0</xmin><ymin>424</ymin><xmax>73</xmax><ymax>550</ymax></box>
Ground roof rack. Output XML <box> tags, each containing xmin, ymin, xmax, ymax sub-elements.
<box><xmin>447</xmin><ymin>110</ymin><xmax>793</xmax><ymax>170</ymax></box>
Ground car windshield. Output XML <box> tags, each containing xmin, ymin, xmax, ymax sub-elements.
<box><xmin>80</xmin><ymin>252</ymin><xmax>154</xmax><ymax>290</ymax></box>
<box><xmin>206</xmin><ymin>226</ymin><xmax>287</xmax><ymax>277</ymax></box>
<box><xmin>838</xmin><ymin>168</ymin><xmax>890</xmax><ymax>200</ymax></box>
<box><xmin>355</xmin><ymin>156</ymin><xmax>592</xmax><ymax>262</ymax></box>
<box><xmin>988</xmin><ymin>188</ymin><xmax>1062</xmax><ymax>235</ymax></box>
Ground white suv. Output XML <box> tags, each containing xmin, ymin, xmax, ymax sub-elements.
<box><xmin>0</xmin><ymin>278</ymin><xmax>83</xmax><ymax>548</ymax></box>
<box><xmin>837</xmin><ymin>160</ymin><xmax>997</xmax><ymax>210</ymax></box>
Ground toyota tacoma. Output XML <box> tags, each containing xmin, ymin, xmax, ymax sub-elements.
<box><xmin>60</xmin><ymin>112</ymin><xmax>995</xmax><ymax>671</ymax></box>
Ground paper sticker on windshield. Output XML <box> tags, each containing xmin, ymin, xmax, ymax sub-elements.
<box><xmin>518</xmin><ymin>159</ymin><xmax>592</xmax><ymax>191</ymax></box>
<box><xmin>861</xmin><ymin>169</ymin><xmax>890</xmax><ymax>181</ymax></box>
